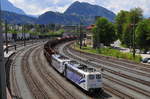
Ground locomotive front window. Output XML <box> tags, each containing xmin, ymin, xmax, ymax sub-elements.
<box><xmin>96</xmin><ymin>74</ymin><xmax>101</xmax><ymax>79</ymax></box>
<box><xmin>89</xmin><ymin>75</ymin><xmax>95</xmax><ymax>80</ymax></box>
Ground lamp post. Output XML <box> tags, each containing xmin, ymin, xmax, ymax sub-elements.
<box><xmin>0</xmin><ymin>1</ymin><xmax>7</xmax><ymax>99</ymax></box>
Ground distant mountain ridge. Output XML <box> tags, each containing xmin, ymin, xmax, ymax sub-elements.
<box><xmin>2</xmin><ymin>1</ymin><xmax>116</xmax><ymax>25</ymax></box>
<box><xmin>37</xmin><ymin>11</ymin><xmax>81</xmax><ymax>25</ymax></box>
<box><xmin>1</xmin><ymin>0</ymin><xmax>25</xmax><ymax>15</ymax></box>
<box><xmin>64</xmin><ymin>1</ymin><xmax>115</xmax><ymax>21</ymax></box>
<box><xmin>2</xmin><ymin>11</ymin><xmax>36</xmax><ymax>24</ymax></box>
<box><xmin>37</xmin><ymin>1</ymin><xmax>116</xmax><ymax>25</ymax></box>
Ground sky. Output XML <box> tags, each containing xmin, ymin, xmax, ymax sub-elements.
<box><xmin>9</xmin><ymin>0</ymin><xmax>150</xmax><ymax>17</ymax></box>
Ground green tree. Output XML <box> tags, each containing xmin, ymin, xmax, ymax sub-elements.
<box><xmin>8</xmin><ymin>25</ymin><xmax>20</xmax><ymax>34</ymax></box>
<box><xmin>122</xmin><ymin>23</ymin><xmax>133</xmax><ymax>47</ymax></box>
<box><xmin>93</xmin><ymin>26</ymin><xmax>98</xmax><ymax>48</ymax></box>
<box><xmin>93</xmin><ymin>17</ymin><xmax>116</xmax><ymax>47</ymax></box>
<box><xmin>124</xmin><ymin>8</ymin><xmax>143</xmax><ymax>48</ymax></box>
<box><xmin>115</xmin><ymin>10</ymin><xmax>129</xmax><ymax>41</ymax></box>
<box><xmin>116</xmin><ymin>8</ymin><xmax>143</xmax><ymax>48</ymax></box>
<box><xmin>129</xmin><ymin>8</ymin><xmax>143</xmax><ymax>25</ymax></box>
<box><xmin>136</xmin><ymin>19</ymin><xmax>150</xmax><ymax>52</ymax></box>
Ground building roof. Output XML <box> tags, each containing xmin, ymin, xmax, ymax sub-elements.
<box><xmin>86</xmin><ymin>24</ymin><xmax>95</xmax><ymax>30</ymax></box>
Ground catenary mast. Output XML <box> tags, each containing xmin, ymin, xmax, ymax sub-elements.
<box><xmin>0</xmin><ymin>0</ymin><xmax>7</xmax><ymax>98</ymax></box>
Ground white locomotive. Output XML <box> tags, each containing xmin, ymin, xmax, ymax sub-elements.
<box><xmin>51</xmin><ymin>54</ymin><xmax>70</xmax><ymax>73</ymax></box>
<box><xmin>51</xmin><ymin>54</ymin><xmax>103</xmax><ymax>93</ymax></box>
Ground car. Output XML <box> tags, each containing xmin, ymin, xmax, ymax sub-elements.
<box><xmin>147</xmin><ymin>51</ymin><xmax>150</xmax><ymax>54</ymax></box>
<box><xmin>148</xmin><ymin>60</ymin><xmax>150</xmax><ymax>64</ymax></box>
<box><xmin>142</xmin><ymin>57</ymin><xmax>150</xmax><ymax>63</ymax></box>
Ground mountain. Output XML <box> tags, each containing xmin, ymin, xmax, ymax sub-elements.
<box><xmin>37</xmin><ymin>11</ymin><xmax>81</xmax><ymax>25</ymax></box>
<box><xmin>1</xmin><ymin>0</ymin><xmax>25</xmax><ymax>15</ymax></box>
<box><xmin>2</xmin><ymin>11</ymin><xmax>36</xmax><ymax>24</ymax></box>
<box><xmin>2</xmin><ymin>1</ymin><xmax>116</xmax><ymax>25</ymax></box>
<box><xmin>64</xmin><ymin>1</ymin><xmax>116</xmax><ymax>21</ymax></box>
<box><xmin>37</xmin><ymin>1</ymin><xmax>116</xmax><ymax>25</ymax></box>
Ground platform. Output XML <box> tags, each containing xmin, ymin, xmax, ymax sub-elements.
<box><xmin>3</xmin><ymin>46</ymin><xmax>14</xmax><ymax>99</ymax></box>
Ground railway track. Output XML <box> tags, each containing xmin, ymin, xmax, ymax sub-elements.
<box><xmin>6</xmin><ymin>39</ymin><xmax>45</xmax><ymax>51</ymax></box>
<box><xmin>21</xmin><ymin>45</ymin><xmax>50</xmax><ymax>99</ymax></box>
<box><xmin>22</xmin><ymin>44</ymin><xmax>92</xmax><ymax>99</ymax></box>
<box><xmin>10</xmin><ymin>39</ymin><xmax>150</xmax><ymax>99</ymax></box>
<box><xmin>32</xmin><ymin>47</ymin><xmax>78</xmax><ymax>99</ymax></box>
<box><xmin>9</xmin><ymin>42</ymin><xmax>44</xmax><ymax>99</ymax></box>
<box><xmin>10</xmin><ymin>52</ymin><xmax>22</xmax><ymax>99</ymax></box>
<box><xmin>68</xmin><ymin>47</ymin><xmax>150</xmax><ymax>78</ymax></box>
<box><xmin>66</xmin><ymin>46</ymin><xmax>150</xmax><ymax>87</ymax></box>
<box><xmin>10</xmin><ymin>40</ymin><xmax>91</xmax><ymax>99</ymax></box>
<box><xmin>9</xmin><ymin>40</ymin><xmax>52</xmax><ymax>99</ymax></box>
<box><xmin>54</xmin><ymin>42</ymin><xmax>133</xmax><ymax>99</ymax></box>
<box><xmin>56</xmin><ymin>41</ymin><xmax>150</xmax><ymax>99</ymax></box>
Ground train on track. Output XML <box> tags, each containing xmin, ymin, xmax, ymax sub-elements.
<box><xmin>2</xmin><ymin>33</ymin><xmax>39</xmax><ymax>42</ymax></box>
<box><xmin>44</xmin><ymin>36</ymin><xmax>103</xmax><ymax>93</ymax></box>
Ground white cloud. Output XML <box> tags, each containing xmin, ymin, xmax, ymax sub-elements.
<box><xmin>8</xmin><ymin>0</ymin><xmax>150</xmax><ymax>17</ymax></box>
<box><xmin>8</xmin><ymin>0</ymin><xmax>71</xmax><ymax>15</ymax></box>
<box><xmin>95</xmin><ymin>0</ymin><xmax>150</xmax><ymax>17</ymax></box>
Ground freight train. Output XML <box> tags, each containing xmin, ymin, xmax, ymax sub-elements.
<box><xmin>44</xmin><ymin>36</ymin><xmax>103</xmax><ymax>93</ymax></box>
<box><xmin>2</xmin><ymin>33</ymin><xmax>39</xmax><ymax>42</ymax></box>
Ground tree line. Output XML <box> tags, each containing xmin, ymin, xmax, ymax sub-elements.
<box><xmin>93</xmin><ymin>8</ymin><xmax>150</xmax><ymax>53</ymax></box>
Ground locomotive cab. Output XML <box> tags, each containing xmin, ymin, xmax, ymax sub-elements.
<box><xmin>86</xmin><ymin>73</ymin><xmax>102</xmax><ymax>93</ymax></box>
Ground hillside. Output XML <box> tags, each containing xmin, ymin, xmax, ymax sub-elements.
<box><xmin>2</xmin><ymin>11</ymin><xmax>36</xmax><ymax>24</ymax></box>
<box><xmin>37</xmin><ymin>11</ymin><xmax>81</xmax><ymax>25</ymax></box>
<box><xmin>2</xmin><ymin>1</ymin><xmax>116</xmax><ymax>25</ymax></box>
<box><xmin>64</xmin><ymin>1</ymin><xmax>115</xmax><ymax>21</ymax></box>
<box><xmin>1</xmin><ymin>0</ymin><xmax>25</xmax><ymax>15</ymax></box>
<box><xmin>37</xmin><ymin>1</ymin><xmax>116</xmax><ymax>25</ymax></box>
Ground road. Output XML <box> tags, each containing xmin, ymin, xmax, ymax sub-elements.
<box><xmin>112</xmin><ymin>40</ymin><xmax>150</xmax><ymax>59</ymax></box>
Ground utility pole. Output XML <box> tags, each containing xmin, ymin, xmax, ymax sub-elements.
<box><xmin>132</xmin><ymin>14</ymin><xmax>137</xmax><ymax>59</ymax></box>
<box><xmin>79</xmin><ymin>23</ymin><xmax>83</xmax><ymax>49</ymax></box>
<box><xmin>0</xmin><ymin>0</ymin><xmax>7</xmax><ymax>99</ymax></box>
<box><xmin>132</xmin><ymin>23</ymin><xmax>136</xmax><ymax>58</ymax></box>
<box><xmin>22</xmin><ymin>25</ymin><xmax>26</xmax><ymax>46</ymax></box>
<box><xmin>5</xmin><ymin>20</ymin><xmax>8</xmax><ymax>53</ymax></box>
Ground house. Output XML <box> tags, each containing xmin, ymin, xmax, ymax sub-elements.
<box><xmin>85</xmin><ymin>24</ymin><xmax>95</xmax><ymax>47</ymax></box>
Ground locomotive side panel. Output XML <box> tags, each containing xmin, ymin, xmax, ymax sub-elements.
<box><xmin>65</xmin><ymin>66</ymin><xmax>87</xmax><ymax>90</ymax></box>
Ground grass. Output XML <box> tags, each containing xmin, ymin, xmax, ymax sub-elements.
<box><xmin>74</xmin><ymin>44</ymin><xmax>142</xmax><ymax>63</ymax></box>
